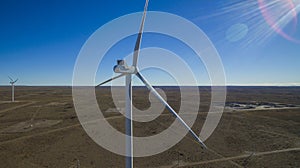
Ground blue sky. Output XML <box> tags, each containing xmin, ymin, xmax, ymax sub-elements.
<box><xmin>0</xmin><ymin>0</ymin><xmax>299</xmax><ymax>86</ymax></box>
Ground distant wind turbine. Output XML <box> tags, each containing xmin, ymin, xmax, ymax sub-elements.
<box><xmin>8</xmin><ymin>76</ymin><xmax>18</xmax><ymax>102</ymax></box>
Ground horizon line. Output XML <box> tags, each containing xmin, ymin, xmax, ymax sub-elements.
<box><xmin>1</xmin><ymin>85</ymin><xmax>300</xmax><ymax>87</ymax></box>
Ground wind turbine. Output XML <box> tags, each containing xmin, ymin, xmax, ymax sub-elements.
<box><xmin>8</xmin><ymin>76</ymin><xmax>18</xmax><ymax>102</ymax></box>
<box><xmin>96</xmin><ymin>0</ymin><xmax>207</xmax><ymax>167</ymax></box>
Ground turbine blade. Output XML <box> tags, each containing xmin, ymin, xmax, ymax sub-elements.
<box><xmin>132</xmin><ymin>0</ymin><xmax>149</xmax><ymax>67</ymax></box>
<box><xmin>136</xmin><ymin>72</ymin><xmax>207</xmax><ymax>149</ymax></box>
<box><xmin>8</xmin><ymin>76</ymin><xmax>13</xmax><ymax>82</ymax></box>
<box><xmin>95</xmin><ymin>74</ymin><xmax>125</xmax><ymax>87</ymax></box>
<box><xmin>14</xmin><ymin>79</ymin><xmax>18</xmax><ymax>83</ymax></box>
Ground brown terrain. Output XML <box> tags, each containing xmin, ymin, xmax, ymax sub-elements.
<box><xmin>0</xmin><ymin>86</ymin><xmax>299</xmax><ymax>168</ymax></box>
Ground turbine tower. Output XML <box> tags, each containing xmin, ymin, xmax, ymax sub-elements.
<box><xmin>8</xmin><ymin>76</ymin><xmax>18</xmax><ymax>102</ymax></box>
<box><xmin>96</xmin><ymin>0</ymin><xmax>207</xmax><ymax>167</ymax></box>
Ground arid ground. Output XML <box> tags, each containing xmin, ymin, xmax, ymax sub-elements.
<box><xmin>0</xmin><ymin>86</ymin><xmax>299</xmax><ymax>168</ymax></box>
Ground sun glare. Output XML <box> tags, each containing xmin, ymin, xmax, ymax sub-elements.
<box><xmin>210</xmin><ymin>0</ymin><xmax>300</xmax><ymax>45</ymax></box>
<box><xmin>258</xmin><ymin>0</ymin><xmax>300</xmax><ymax>43</ymax></box>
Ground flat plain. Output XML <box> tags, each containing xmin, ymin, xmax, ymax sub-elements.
<box><xmin>0</xmin><ymin>86</ymin><xmax>299</xmax><ymax>168</ymax></box>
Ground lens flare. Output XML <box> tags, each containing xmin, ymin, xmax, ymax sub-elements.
<box><xmin>258</xmin><ymin>0</ymin><xmax>300</xmax><ymax>43</ymax></box>
<box><xmin>226</xmin><ymin>23</ymin><xmax>249</xmax><ymax>42</ymax></box>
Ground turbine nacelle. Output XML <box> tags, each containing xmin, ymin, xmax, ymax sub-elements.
<box><xmin>113</xmin><ymin>60</ymin><xmax>136</xmax><ymax>74</ymax></box>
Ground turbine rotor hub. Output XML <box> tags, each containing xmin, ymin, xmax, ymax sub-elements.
<box><xmin>113</xmin><ymin>60</ymin><xmax>136</xmax><ymax>74</ymax></box>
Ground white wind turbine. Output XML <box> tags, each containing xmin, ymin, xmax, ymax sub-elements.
<box><xmin>8</xmin><ymin>76</ymin><xmax>18</xmax><ymax>102</ymax></box>
<box><xmin>96</xmin><ymin>0</ymin><xmax>207</xmax><ymax>167</ymax></box>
